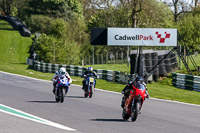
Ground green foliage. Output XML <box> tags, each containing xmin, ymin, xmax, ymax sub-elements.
<box><xmin>28</xmin><ymin>15</ymin><xmax>66</xmax><ymax>38</ymax></box>
<box><xmin>192</xmin><ymin>6</ymin><xmax>200</xmax><ymax>15</ymax></box>
<box><xmin>87</xmin><ymin>0</ymin><xmax>175</xmax><ymax>56</ymax></box>
<box><xmin>27</xmin><ymin>10</ymin><xmax>87</xmax><ymax>65</ymax></box>
<box><xmin>57</xmin><ymin>39</ymin><xmax>80</xmax><ymax>65</ymax></box>
<box><xmin>87</xmin><ymin>7</ymin><xmax>130</xmax><ymax>56</ymax></box>
<box><xmin>178</xmin><ymin>15</ymin><xmax>200</xmax><ymax>51</ymax></box>
<box><xmin>49</xmin><ymin>18</ymin><xmax>67</xmax><ymax>38</ymax></box>
<box><xmin>88</xmin><ymin>7</ymin><xmax>130</xmax><ymax>29</ymax></box>
<box><xmin>28</xmin><ymin>15</ymin><xmax>53</xmax><ymax>34</ymax></box>
<box><xmin>1</xmin><ymin>20</ymin><xmax>200</xmax><ymax>105</ymax></box>
<box><xmin>65</xmin><ymin>18</ymin><xmax>89</xmax><ymax>45</ymax></box>
<box><xmin>66</xmin><ymin>0</ymin><xmax>83</xmax><ymax>18</ymax></box>
<box><xmin>88</xmin><ymin>0</ymin><xmax>174</xmax><ymax>29</ymax></box>
<box><xmin>138</xmin><ymin>0</ymin><xmax>175</xmax><ymax>28</ymax></box>
<box><xmin>25</xmin><ymin>0</ymin><xmax>83</xmax><ymax>20</ymax></box>
<box><xmin>35</xmin><ymin>34</ymin><xmax>80</xmax><ymax>65</ymax></box>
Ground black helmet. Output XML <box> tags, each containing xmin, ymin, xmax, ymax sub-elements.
<box><xmin>136</xmin><ymin>76</ymin><xmax>144</xmax><ymax>82</ymax></box>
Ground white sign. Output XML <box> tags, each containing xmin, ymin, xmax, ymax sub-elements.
<box><xmin>107</xmin><ymin>28</ymin><xmax>177</xmax><ymax>46</ymax></box>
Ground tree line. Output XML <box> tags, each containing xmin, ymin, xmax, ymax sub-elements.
<box><xmin>0</xmin><ymin>0</ymin><xmax>200</xmax><ymax>65</ymax></box>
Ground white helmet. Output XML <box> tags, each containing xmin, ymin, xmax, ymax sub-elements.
<box><xmin>59</xmin><ymin>67</ymin><xmax>66</xmax><ymax>76</ymax></box>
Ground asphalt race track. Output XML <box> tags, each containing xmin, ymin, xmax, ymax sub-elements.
<box><xmin>0</xmin><ymin>71</ymin><xmax>200</xmax><ymax>133</ymax></box>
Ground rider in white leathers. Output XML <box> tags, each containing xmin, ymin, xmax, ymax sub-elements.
<box><xmin>52</xmin><ymin>67</ymin><xmax>72</xmax><ymax>94</ymax></box>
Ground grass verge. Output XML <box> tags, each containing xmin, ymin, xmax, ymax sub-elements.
<box><xmin>0</xmin><ymin>19</ymin><xmax>200</xmax><ymax>105</ymax></box>
<box><xmin>1</xmin><ymin>63</ymin><xmax>200</xmax><ymax>105</ymax></box>
<box><xmin>84</xmin><ymin>64</ymin><xmax>130</xmax><ymax>73</ymax></box>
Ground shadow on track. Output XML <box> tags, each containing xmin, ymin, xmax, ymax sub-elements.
<box><xmin>66</xmin><ymin>96</ymin><xmax>85</xmax><ymax>98</ymax></box>
<box><xmin>90</xmin><ymin>118</ymin><xmax>128</xmax><ymax>122</ymax></box>
<box><xmin>27</xmin><ymin>101</ymin><xmax>57</xmax><ymax>103</ymax></box>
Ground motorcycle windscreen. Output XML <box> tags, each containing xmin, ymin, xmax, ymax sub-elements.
<box><xmin>135</xmin><ymin>83</ymin><xmax>145</xmax><ymax>90</ymax></box>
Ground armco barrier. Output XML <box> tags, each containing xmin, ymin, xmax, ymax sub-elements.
<box><xmin>172</xmin><ymin>73</ymin><xmax>200</xmax><ymax>92</ymax></box>
<box><xmin>26</xmin><ymin>58</ymin><xmax>132</xmax><ymax>84</ymax></box>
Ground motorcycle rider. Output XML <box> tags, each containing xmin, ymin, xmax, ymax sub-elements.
<box><xmin>121</xmin><ymin>76</ymin><xmax>149</xmax><ymax>108</ymax></box>
<box><xmin>82</xmin><ymin>67</ymin><xmax>98</xmax><ymax>90</ymax></box>
<box><xmin>52</xmin><ymin>67</ymin><xmax>72</xmax><ymax>94</ymax></box>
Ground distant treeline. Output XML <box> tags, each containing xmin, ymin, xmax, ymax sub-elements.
<box><xmin>0</xmin><ymin>0</ymin><xmax>200</xmax><ymax>65</ymax></box>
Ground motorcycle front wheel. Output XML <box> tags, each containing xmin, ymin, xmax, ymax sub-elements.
<box><xmin>55</xmin><ymin>96</ymin><xmax>59</xmax><ymax>102</ymax></box>
<box><xmin>84</xmin><ymin>91</ymin><xmax>88</xmax><ymax>97</ymax></box>
<box><xmin>55</xmin><ymin>88</ymin><xmax>60</xmax><ymax>102</ymax></box>
<box><xmin>131</xmin><ymin>102</ymin><xmax>139</xmax><ymax>122</ymax></box>
<box><xmin>122</xmin><ymin>109</ymin><xmax>130</xmax><ymax>120</ymax></box>
<box><xmin>89</xmin><ymin>86</ymin><xmax>93</xmax><ymax>98</ymax></box>
<box><xmin>60</xmin><ymin>87</ymin><xmax>65</xmax><ymax>103</ymax></box>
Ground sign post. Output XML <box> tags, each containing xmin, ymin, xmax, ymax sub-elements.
<box><xmin>107</xmin><ymin>28</ymin><xmax>177</xmax><ymax>46</ymax></box>
<box><xmin>91</xmin><ymin>28</ymin><xmax>177</xmax><ymax>80</ymax></box>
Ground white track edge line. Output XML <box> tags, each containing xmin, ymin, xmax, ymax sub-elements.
<box><xmin>0</xmin><ymin>104</ymin><xmax>76</xmax><ymax>131</ymax></box>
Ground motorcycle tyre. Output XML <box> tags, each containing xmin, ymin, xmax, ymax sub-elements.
<box><xmin>55</xmin><ymin>89</ymin><xmax>60</xmax><ymax>102</ymax></box>
<box><xmin>55</xmin><ymin>97</ymin><xmax>59</xmax><ymax>102</ymax></box>
<box><xmin>89</xmin><ymin>86</ymin><xmax>93</xmax><ymax>98</ymax></box>
<box><xmin>60</xmin><ymin>87</ymin><xmax>64</xmax><ymax>103</ymax></box>
<box><xmin>122</xmin><ymin>109</ymin><xmax>130</xmax><ymax>120</ymax></box>
<box><xmin>84</xmin><ymin>91</ymin><xmax>88</xmax><ymax>97</ymax></box>
<box><xmin>131</xmin><ymin>102</ymin><xmax>139</xmax><ymax>122</ymax></box>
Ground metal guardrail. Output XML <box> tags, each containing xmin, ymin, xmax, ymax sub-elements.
<box><xmin>172</xmin><ymin>73</ymin><xmax>200</xmax><ymax>92</ymax></box>
<box><xmin>26</xmin><ymin>58</ymin><xmax>133</xmax><ymax>84</ymax></box>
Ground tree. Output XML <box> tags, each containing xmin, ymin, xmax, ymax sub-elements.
<box><xmin>178</xmin><ymin>14</ymin><xmax>200</xmax><ymax>52</ymax></box>
<box><xmin>35</xmin><ymin>34</ymin><xmax>80</xmax><ymax>64</ymax></box>
<box><xmin>138</xmin><ymin>0</ymin><xmax>174</xmax><ymax>28</ymax></box>
<box><xmin>163</xmin><ymin>0</ymin><xmax>192</xmax><ymax>24</ymax></box>
<box><xmin>0</xmin><ymin>0</ymin><xmax>13</xmax><ymax>15</ymax></box>
<box><xmin>25</xmin><ymin>0</ymin><xmax>84</xmax><ymax>20</ymax></box>
<box><xmin>28</xmin><ymin>15</ymin><xmax>67</xmax><ymax>38</ymax></box>
<box><xmin>88</xmin><ymin>7</ymin><xmax>130</xmax><ymax>28</ymax></box>
<box><xmin>191</xmin><ymin>0</ymin><xmax>199</xmax><ymax>7</ymax></box>
<box><xmin>0</xmin><ymin>0</ymin><xmax>28</xmax><ymax>17</ymax></box>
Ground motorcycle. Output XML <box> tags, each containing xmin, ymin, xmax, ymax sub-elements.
<box><xmin>55</xmin><ymin>75</ymin><xmax>69</xmax><ymax>103</ymax></box>
<box><xmin>122</xmin><ymin>82</ymin><xmax>147</xmax><ymax>121</ymax></box>
<box><xmin>83</xmin><ymin>76</ymin><xmax>95</xmax><ymax>98</ymax></box>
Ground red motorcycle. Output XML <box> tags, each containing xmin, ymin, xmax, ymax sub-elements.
<box><xmin>122</xmin><ymin>83</ymin><xmax>147</xmax><ymax>121</ymax></box>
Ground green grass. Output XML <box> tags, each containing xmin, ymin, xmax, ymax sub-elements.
<box><xmin>84</xmin><ymin>64</ymin><xmax>130</xmax><ymax>73</ymax></box>
<box><xmin>0</xmin><ymin>19</ymin><xmax>200</xmax><ymax>105</ymax></box>
<box><xmin>148</xmin><ymin>77</ymin><xmax>200</xmax><ymax>104</ymax></box>
<box><xmin>1</xmin><ymin>63</ymin><xmax>200</xmax><ymax>105</ymax></box>
<box><xmin>176</xmin><ymin>54</ymin><xmax>200</xmax><ymax>75</ymax></box>
<box><xmin>0</xmin><ymin>20</ymin><xmax>32</xmax><ymax>64</ymax></box>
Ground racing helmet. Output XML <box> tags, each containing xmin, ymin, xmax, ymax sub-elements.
<box><xmin>59</xmin><ymin>67</ymin><xmax>66</xmax><ymax>76</ymax></box>
<box><xmin>88</xmin><ymin>67</ymin><xmax>93</xmax><ymax>72</ymax></box>
<box><xmin>136</xmin><ymin>76</ymin><xmax>144</xmax><ymax>83</ymax></box>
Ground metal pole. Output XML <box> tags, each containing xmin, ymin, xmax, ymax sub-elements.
<box><xmin>134</xmin><ymin>46</ymin><xmax>139</xmax><ymax>74</ymax></box>
<box><xmin>179</xmin><ymin>45</ymin><xmax>181</xmax><ymax>70</ymax></box>
<box><xmin>127</xmin><ymin>46</ymin><xmax>130</xmax><ymax>67</ymax></box>
<box><xmin>93</xmin><ymin>46</ymin><xmax>94</xmax><ymax>65</ymax></box>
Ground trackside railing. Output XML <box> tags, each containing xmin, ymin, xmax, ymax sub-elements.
<box><xmin>26</xmin><ymin>58</ymin><xmax>133</xmax><ymax>84</ymax></box>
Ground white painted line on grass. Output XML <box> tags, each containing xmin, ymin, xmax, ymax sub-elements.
<box><xmin>0</xmin><ymin>104</ymin><xmax>76</xmax><ymax>131</ymax></box>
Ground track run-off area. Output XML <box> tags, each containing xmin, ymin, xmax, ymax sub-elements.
<box><xmin>0</xmin><ymin>71</ymin><xmax>200</xmax><ymax>133</ymax></box>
